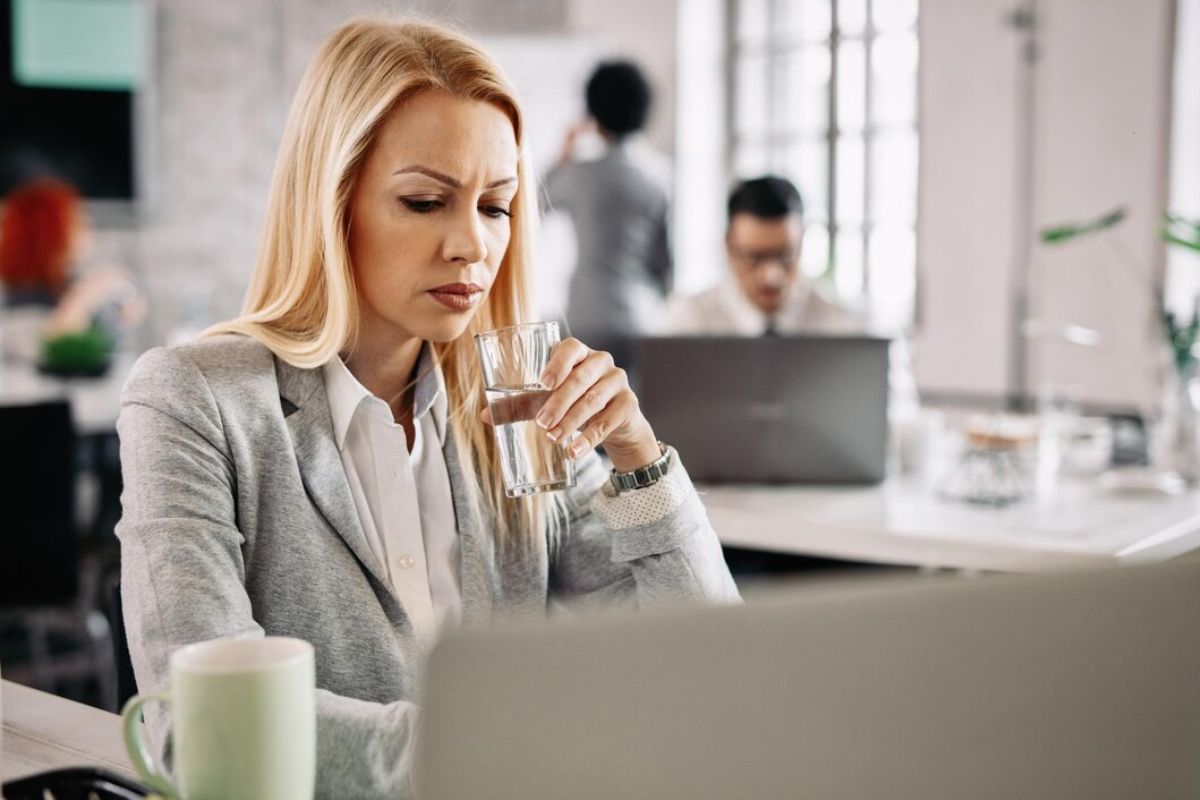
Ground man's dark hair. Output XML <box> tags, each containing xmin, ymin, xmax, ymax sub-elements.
<box><xmin>585</xmin><ymin>61</ymin><xmax>652</xmax><ymax>137</ymax></box>
<box><xmin>727</xmin><ymin>176</ymin><xmax>805</xmax><ymax>223</ymax></box>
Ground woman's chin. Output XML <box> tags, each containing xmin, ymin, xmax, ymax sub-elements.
<box><xmin>406</xmin><ymin>314</ymin><xmax>477</xmax><ymax>344</ymax></box>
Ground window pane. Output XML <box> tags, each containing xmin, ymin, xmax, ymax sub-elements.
<box><xmin>784</xmin><ymin>0</ymin><xmax>831</xmax><ymax>43</ymax></box>
<box><xmin>836</xmin><ymin>135</ymin><xmax>865</xmax><ymax>226</ymax></box>
<box><xmin>801</xmin><ymin>221</ymin><xmax>830</xmax><ymax>278</ymax></box>
<box><xmin>784</xmin><ymin>138</ymin><xmax>828</xmax><ymax>220</ymax></box>
<box><xmin>873</xmin><ymin>0</ymin><xmax>919</xmax><ymax>32</ymax></box>
<box><xmin>735</xmin><ymin>143</ymin><xmax>771</xmax><ymax>177</ymax></box>
<box><xmin>871</xmin><ymin>31</ymin><xmax>919</xmax><ymax>79</ymax></box>
<box><xmin>834</xmin><ymin>225</ymin><xmax>865</xmax><ymax>299</ymax></box>
<box><xmin>837</xmin><ymin>0</ymin><xmax>868</xmax><ymax>37</ymax></box>
<box><xmin>780</xmin><ymin>46</ymin><xmax>830</xmax><ymax>135</ymax></box>
<box><xmin>836</xmin><ymin>39</ymin><xmax>865</xmax><ymax>134</ymax></box>
<box><xmin>868</xmin><ymin>223</ymin><xmax>916</xmax><ymax>326</ymax></box>
<box><xmin>870</xmin><ymin>32</ymin><xmax>918</xmax><ymax>128</ymax></box>
<box><xmin>869</xmin><ymin>133</ymin><xmax>918</xmax><ymax>223</ymax></box>
<box><xmin>870</xmin><ymin>75</ymin><xmax>915</xmax><ymax>128</ymax></box>
<box><xmin>735</xmin><ymin>51</ymin><xmax>770</xmax><ymax>136</ymax></box>
<box><xmin>737</xmin><ymin>0</ymin><xmax>771</xmax><ymax>43</ymax></box>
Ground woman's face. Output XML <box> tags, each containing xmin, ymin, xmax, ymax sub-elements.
<box><xmin>348</xmin><ymin>89</ymin><xmax>519</xmax><ymax>347</ymax></box>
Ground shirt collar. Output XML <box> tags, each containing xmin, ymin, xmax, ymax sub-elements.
<box><xmin>720</xmin><ymin>276</ymin><xmax>813</xmax><ymax>335</ymax></box>
<box><xmin>322</xmin><ymin>343</ymin><xmax>448</xmax><ymax>451</ymax></box>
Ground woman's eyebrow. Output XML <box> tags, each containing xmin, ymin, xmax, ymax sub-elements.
<box><xmin>393</xmin><ymin>165</ymin><xmax>517</xmax><ymax>190</ymax></box>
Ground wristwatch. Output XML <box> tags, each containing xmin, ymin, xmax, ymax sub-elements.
<box><xmin>609</xmin><ymin>441</ymin><xmax>673</xmax><ymax>494</ymax></box>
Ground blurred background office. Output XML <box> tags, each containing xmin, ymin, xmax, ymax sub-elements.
<box><xmin>1</xmin><ymin>0</ymin><xmax>1198</xmax><ymax>712</ymax></box>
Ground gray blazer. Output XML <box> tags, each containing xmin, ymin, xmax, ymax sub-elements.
<box><xmin>117</xmin><ymin>334</ymin><xmax>739</xmax><ymax>799</ymax></box>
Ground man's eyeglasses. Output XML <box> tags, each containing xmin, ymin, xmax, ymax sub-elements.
<box><xmin>728</xmin><ymin>245</ymin><xmax>800</xmax><ymax>270</ymax></box>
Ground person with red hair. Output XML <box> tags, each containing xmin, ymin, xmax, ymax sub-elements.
<box><xmin>0</xmin><ymin>177</ymin><xmax>143</xmax><ymax>367</ymax></box>
<box><xmin>0</xmin><ymin>177</ymin><xmax>84</xmax><ymax>304</ymax></box>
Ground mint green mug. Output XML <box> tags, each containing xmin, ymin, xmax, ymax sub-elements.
<box><xmin>121</xmin><ymin>637</ymin><xmax>316</xmax><ymax>800</ymax></box>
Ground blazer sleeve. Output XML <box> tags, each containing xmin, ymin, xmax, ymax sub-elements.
<box><xmin>116</xmin><ymin>347</ymin><xmax>420</xmax><ymax>800</ymax></box>
<box><xmin>547</xmin><ymin>448</ymin><xmax>741</xmax><ymax>612</ymax></box>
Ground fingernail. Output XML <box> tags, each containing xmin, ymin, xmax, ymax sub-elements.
<box><xmin>546</xmin><ymin>428</ymin><xmax>561</xmax><ymax>443</ymax></box>
<box><xmin>535</xmin><ymin>412</ymin><xmax>551</xmax><ymax>429</ymax></box>
<box><xmin>539</xmin><ymin>371</ymin><xmax>554</xmax><ymax>388</ymax></box>
<box><xmin>569</xmin><ymin>440</ymin><xmax>586</xmax><ymax>458</ymax></box>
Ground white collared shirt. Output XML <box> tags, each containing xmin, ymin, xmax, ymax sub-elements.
<box><xmin>322</xmin><ymin>347</ymin><xmax>460</xmax><ymax>644</ymax></box>
<box><xmin>664</xmin><ymin>279</ymin><xmax>920</xmax><ymax>421</ymax></box>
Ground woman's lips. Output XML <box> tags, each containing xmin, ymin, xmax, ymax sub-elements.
<box><xmin>427</xmin><ymin>283</ymin><xmax>484</xmax><ymax>311</ymax></box>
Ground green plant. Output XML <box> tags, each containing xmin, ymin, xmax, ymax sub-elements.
<box><xmin>40</xmin><ymin>327</ymin><xmax>114</xmax><ymax>375</ymax></box>
<box><xmin>1040</xmin><ymin>207</ymin><xmax>1200</xmax><ymax>376</ymax></box>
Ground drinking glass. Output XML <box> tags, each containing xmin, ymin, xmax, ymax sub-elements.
<box><xmin>475</xmin><ymin>321</ymin><xmax>576</xmax><ymax>497</ymax></box>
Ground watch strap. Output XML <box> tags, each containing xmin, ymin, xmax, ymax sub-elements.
<box><xmin>609</xmin><ymin>441</ymin><xmax>672</xmax><ymax>493</ymax></box>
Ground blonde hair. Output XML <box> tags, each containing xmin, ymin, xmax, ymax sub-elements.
<box><xmin>207</xmin><ymin>17</ymin><xmax>556</xmax><ymax>544</ymax></box>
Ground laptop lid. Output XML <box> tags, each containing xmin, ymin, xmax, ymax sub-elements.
<box><xmin>636</xmin><ymin>335</ymin><xmax>889</xmax><ymax>483</ymax></box>
<box><xmin>417</xmin><ymin>562</ymin><xmax>1200</xmax><ymax>800</ymax></box>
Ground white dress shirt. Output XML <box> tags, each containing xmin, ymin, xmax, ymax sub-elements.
<box><xmin>664</xmin><ymin>279</ymin><xmax>864</xmax><ymax>337</ymax></box>
<box><xmin>322</xmin><ymin>347</ymin><xmax>460</xmax><ymax>644</ymax></box>
<box><xmin>664</xmin><ymin>280</ymin><xmax>920</xmax><ymax>420</ymax></box>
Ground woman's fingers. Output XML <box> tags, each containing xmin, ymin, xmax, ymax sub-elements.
<box><xmin>545</xmin><ymin>370</ymin><xmax>626</xmax><ymax>445</ymax></box>
<box><xmin>538</xmin><ymin>337</ymin><xmax>590</xmax><ymax>390</ymax></box>
<box><xmin>535</xmin><ymin>347</ymin><xmax>614</xmax><ymax>431</ymax></box>
<box><xmin>570</xmin><ymin>392</ymin><xmax>638</xmax><ymax>457</ymax></box>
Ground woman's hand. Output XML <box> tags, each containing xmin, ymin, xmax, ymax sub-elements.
<box><xmin>481</xmin><ymin>338</ymin><xmax>661</xmax><ymax>472</ymax></box>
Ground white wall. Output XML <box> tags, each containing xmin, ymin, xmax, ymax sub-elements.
<box><xmin>914</xmin><ymin>0</ymin><xmax>1022</xmax><ymax>401</ymax></box>
<box><xmin>916</xmin><ymin>0</ymin><xmax>1176</xmax><ymax>411</ymax></box>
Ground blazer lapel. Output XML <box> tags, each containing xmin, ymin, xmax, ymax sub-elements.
<box><xmin>274</xmin><ymin>356</ymin><xmax>391</xmax><ymax>590</ymax></box>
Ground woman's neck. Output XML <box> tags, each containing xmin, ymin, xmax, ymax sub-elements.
<box><xmin>343</xmin><ymin>331</ymin><xmax>424</xmax><ymax>424</ymax></box>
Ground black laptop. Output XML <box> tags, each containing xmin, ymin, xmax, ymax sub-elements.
<box><xmin>636</xmin><ymin>335</ymin><xmax>890</xmax><ymax>483</ymax></box>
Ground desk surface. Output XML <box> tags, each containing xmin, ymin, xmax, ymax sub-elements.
<box><xmin>1</xmin><ymin>680</ymin><xmax>136</xmax><ymax>783</ymax></box>
<box><xmin>0</xmin><ymin>354</ymin><xmax>132</xmax><ymax>436</ymax></box>
<box><xmin>702</xmin><ymin>476</ymin><xmax>1200</xmax><ymax>572</ymax></box>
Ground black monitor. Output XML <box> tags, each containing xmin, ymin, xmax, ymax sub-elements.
<box><xmin>0</xmin><ymin>0</ymin><xmax>146</xmax><ymax>208</ymax></box>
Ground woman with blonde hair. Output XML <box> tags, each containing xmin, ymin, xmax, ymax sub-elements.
<box><xmin>117</xmin><ymin>16</ymin><xmax>737</xmax><ymax>798</ymax></box>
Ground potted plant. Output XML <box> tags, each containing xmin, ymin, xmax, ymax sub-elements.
<box><xmin>1041</xmin><ymin>209</ymin><xmax>1200</xmax><ymax>481</ymax></box>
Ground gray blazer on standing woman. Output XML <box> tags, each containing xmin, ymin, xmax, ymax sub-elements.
<box><xmin>116</xmin><ymin>334</ymin><xmax>739</xmax><ymax>799</ymax></box>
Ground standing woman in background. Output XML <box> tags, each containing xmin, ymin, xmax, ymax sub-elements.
<box><xmin>116</xmin><ymin>17</ymin><xmax>738</xmax><ymax>799</ymax></box>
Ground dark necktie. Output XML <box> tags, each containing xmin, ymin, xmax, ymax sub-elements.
<box><xmin>763</xmin><ymin>317</ymin><xmax>778</xmax><ymax>337</ymax></box>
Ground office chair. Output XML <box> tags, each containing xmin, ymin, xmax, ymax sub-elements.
<box><xmin>0</xmin><ymin>400</ymin><xmax>117</xmax><ymax>709</ymax></box>
<box><xmin>108</xmin><ymin>581</ymin><xmax>138</xmax><ymax>708</ymax></box>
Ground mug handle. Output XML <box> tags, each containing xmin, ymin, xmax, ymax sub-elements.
<box><xmin>121</xmin><ymin>692</ymin><xmax>179</xmax><ymax>797</ymax></box>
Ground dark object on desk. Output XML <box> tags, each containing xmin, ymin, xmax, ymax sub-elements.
<box><xmin>2</xmin><ymin>767</ymin><xmax>155</xmax><ymax>800</ymax></box>
<box><xmin>636</xmin><ymin>335</ymin><xmax>889</xmax><ymax>483</ymax></box>
<box><xmin>1109</xmin><ymin>413</ymin><xmax>1150</xmax><ymax>466</ymax></box>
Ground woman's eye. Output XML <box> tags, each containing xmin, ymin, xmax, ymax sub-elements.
<box><xmin>481</xmin><ymin>205</ymin><xmax>512</xmax><ymax>219</ymax></box>
<box><xmin>400</xmin><ymin>198</ymin><xmax>443</xmax><ymax>213</ymax></box>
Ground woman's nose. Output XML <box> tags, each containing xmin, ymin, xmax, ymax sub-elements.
<box><xmin>442</xmin><ymin>207</ymin><xmax>488</xmax><ymax>265</ymax></box>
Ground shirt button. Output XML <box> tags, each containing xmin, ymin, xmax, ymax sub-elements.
<box><xmin>397</xmin><ymin>554</ymin><xmax>416</xmax><ymax>570</ymax></box>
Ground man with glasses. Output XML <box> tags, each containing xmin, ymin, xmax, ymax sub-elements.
<box><xmin>666</xmin><ymin>176</ymin><xmax>861</xmax><ymax>336</ymax></box>
<box><xmin>666</xmin><ymin>175</ymin><xmax>917</xmax><ymax>416</ymax></box>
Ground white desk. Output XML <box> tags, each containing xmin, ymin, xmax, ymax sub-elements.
<box><xmin>1</xmin><ymin>680</ymin><xmax>135</xmax><ymax>783</ymax></box>
<box><xmin>702</xmin><ymin>476</ymin><xmax>1200</xmax><ymax>573</ymax></box>
<box><xmin>0</xmin><ymin>354</ymin><xmax>132</xmax><ymax>436</ymax></box>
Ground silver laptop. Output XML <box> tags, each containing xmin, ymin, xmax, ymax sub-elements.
<box><xmin>635</xmin><ymin>335</ymin><xmax>889</xmax><ymax>483</ymax></box>
<box><xmin>416</xmin><ymin>561</ymin><xmax>1200</xmax><ymax>800</ymax></box>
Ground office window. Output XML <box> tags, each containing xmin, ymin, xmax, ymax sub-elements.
<box><xmin>729</xmin><ymin>0</ymin><xmax>919</xmax><ymax>326</ymax></box>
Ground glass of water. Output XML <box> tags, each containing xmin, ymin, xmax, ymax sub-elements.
<box><xmin>475</xmin><ymin>321</ymin><xmax>577</xmax><ymax>498</ymax></box>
